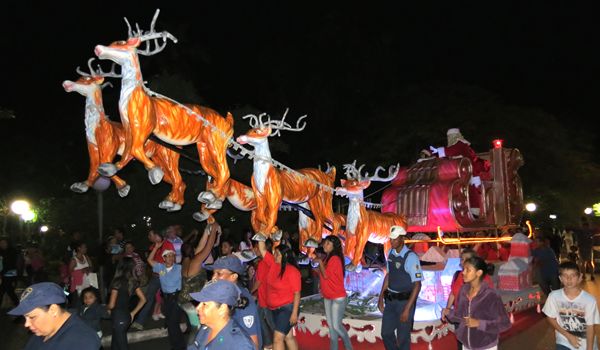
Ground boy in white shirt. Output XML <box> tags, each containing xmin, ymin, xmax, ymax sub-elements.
<box><xmin>543</xmin><ymin>261</ymin><xmax>600</xmax><ymax>350</ymax></box>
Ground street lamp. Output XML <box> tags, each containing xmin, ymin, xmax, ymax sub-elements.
<box><xmin>11</xmin><ymin>199</ymin><xmax>30</xmax><ymax>215</ymax></box>
<box><xmin>584</xmin><ymin>208</ymin><xmax>593</xmax><ymax>215</ymax></box>
<box><xmin>525</xmin><ymin>203</ymin><xmax>537</xmax><ymax>212</ymax></box>
<box><xmin>549</xmin><ymin>214</ymin><xmax>557</xmax><ymax>220</ymax></box>
<box><xmin>40</xmin><ymin>225</ymin><xmax>49</xmax><ymax>233</ymax></box>
<box><xmin>21</xmin><ymin>210</ymin><xmax>35</xmax><ymax>222</ymax></box>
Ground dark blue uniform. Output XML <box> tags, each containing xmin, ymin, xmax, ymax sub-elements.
<box><xmin>233</xmin><ymin>286</ymin><xmax>262</xmax><ymax>349</ymax></box>
<box><xmin>381</xmin><ymin>246</ymin><xmax>422</xmax><ymax>350</ymax></box>
<box><xmin>24</xmin><ymin>313</ymin><xmax>101</xmax><ymax>350</ymax></box>
<box><xmin>188</xmin><ymin>319</ymin><xmax>255</xmax><ymax>350</ymax></box>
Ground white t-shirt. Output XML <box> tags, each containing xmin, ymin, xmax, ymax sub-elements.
<box><xmin>543</xmin><ymin>289</ymin><xmax>600</xmax><ymax>350</ymax></box>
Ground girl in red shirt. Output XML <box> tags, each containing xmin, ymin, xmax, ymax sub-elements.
<box><xmin>266</xmin><ymin>244</ymin><xmax>301</xmax><ymax>350</ymax></box>
<box><xmin>313</xmin><ymin>235</ymin><xmax>353</xmax><ymax>350</ymax></box>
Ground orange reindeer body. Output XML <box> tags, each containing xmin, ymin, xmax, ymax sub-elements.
<box><xmin>198</xmin><ymin>178</ymin><xmax>256</xmax><ymax>224</ymax></box>
<box><xmin>237</xmin><ymin>112</ymin><xmax>336</xmax><ymax>249</ymax></box>
<box><xmin>337</xmin><ymin>163</ymin><xmax>407</xmax><ymax>270</ymax></box>
<box><xmin>95</xmin><ymin>14</ymin><xmax>233</xmax><ymax>218</ymax></box>
<box><xmin>63</xmin><ymin>61</ymin><xmax>185</xmax><ymax>209</ymax></box>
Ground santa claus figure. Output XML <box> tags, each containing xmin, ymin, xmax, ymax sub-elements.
<box><xmin>424</xmin><ymin>128</ymin><xmax>490</xmax><ymax>215</ymax></box>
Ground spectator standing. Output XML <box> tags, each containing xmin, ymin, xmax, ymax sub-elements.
<box><xmin>251</xmin><ymin>239</ymin><xmax>275</xmax><ymax>350</ymax></box>
<box><xmin>69</xmin><ymin>242</ymin><xmax>93</xmax><ymax>306</ymax></box>
<box><xmin>0</xmin><ymin>237</ymin><xmax>20</xmax><ymax>308</ymax></box>
<box><xmin>131</xmin><ymin>229</ymin><xmax>174</xmax><ymax>330</ymax></box>
<box><xmin>179</xmin><ymin>223</ymin><xmax>220</xmax><ymax>336</ymax></box>
<box><xmin>257</xmin><ymin>240</ymin><xmax>301</xmax><ymax>350</ymax></box>
<box><xmin>442</xmin><ymin>248</ymin><xmax>494</xmax><ymax>350</ymax></box>
<box><xmin>166</xmin><ymin>226</ymin><xmax>184</xmax><ymax>264</ymax></box>
<box><xmin>532</xmin><ymin>236</ymin><xmax>560</xmax><ymax>296</ymax></box>
<box><xmin>108</xmin><ymin>258</ymin><xmax>147</xmax><ymax>350</ymax></box>
<box><xmin>577</xmin><ymin>217</ymin><xmax>596</xmax><ymax>281</ymax></box>
<box><xmin>122</xmin><ymin>241</ymin><xmax>146</xmax><ymax>283</ymax></box>
<box><xmin>543</xmin><ymin>261</ymin><xmax>600</xmax><ymax>350</ymax></box>
<box><xmin>147</xmin><ymin>244</ymin><xmax>185</xmax><ymax>350</ymax></box>
<box><xmin>447</xmin><ymin>257</ymin><xmax>511</xmax><ymax>350</ymax></box>
<box><xmin>313</xmin><ymin>235</ymin><xmax>352</xmax><ymax>350</ymax></box>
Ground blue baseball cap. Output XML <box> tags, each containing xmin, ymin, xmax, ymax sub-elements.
<box><xmin>8</xmin><ymin>282</ymin><xmax>67</xmax><ymax>316</ymax></box>
<box><xmin>204</xmin><ymin>255</ymin><xmax>246</xmax><ymax>275</ymax></box>
<box><xmin>190</xmin><ymin>280</ymin><xmax>241</xmax><ymax>306</ymax></box>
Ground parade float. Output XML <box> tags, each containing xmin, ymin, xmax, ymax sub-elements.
<box><xmin>66</xmin><ymin>9</ymin><xmax>542</xmax><ymax>350</ymax></box>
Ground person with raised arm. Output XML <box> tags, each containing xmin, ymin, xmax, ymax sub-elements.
<box><xmin>147</xmin><ymin>239</ymin><xmax>185</xmax><ymax>350</ymax></box>
<box><xmin>178</xmin><ymin>223</ymin><xmax>221</xmax><ymax>335</ymax></box>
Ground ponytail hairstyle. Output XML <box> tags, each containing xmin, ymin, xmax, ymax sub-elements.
<box><xmin>215</xmin><ymin>295</ymin><xmax>249</xmax><ymax>316</ymax></box>
<box><xmin>464</xmin><ymin>256</ymin><xmax>494</xmax><ymax>280</ymax></box>
<box><xmin>324</xmin><ymin>235</ymin><xmax>345</xmax><ymax>277</ymax></box>
<box><xmin>276</xmin><ymin>244</ymin><xmax>299</xmax><ymax>279</ymax></box>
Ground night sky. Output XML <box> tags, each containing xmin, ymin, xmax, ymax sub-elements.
<box><xmin>0</xmin><ymin>2</ymin><xmax>597</xmax><ymax>228</ymax></box>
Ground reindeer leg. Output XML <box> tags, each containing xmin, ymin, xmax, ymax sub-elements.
<box><xmin>350</xmin><ymin>225</ymin><xmax>369</xmax><ymax>271</ymax></box>
<box><xmin>72</xmin><ymin>143</ymin><xmax>100</xmax><ymax>193</ymax></box>
<box><xmin>97</xmin><ymin>131</ymin><xmax>130</xmax><ymax>197</ymax></box>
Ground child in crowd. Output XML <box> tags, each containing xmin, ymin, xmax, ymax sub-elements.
<box><xmin>78</xmin><ymin>287</ymin><xmax>109</xmax><ymax>338</ymax></box>
<box><xmin>543</xmin><ymin>261</ymin><xmax>600</xmax><ymax>350</ymax></box>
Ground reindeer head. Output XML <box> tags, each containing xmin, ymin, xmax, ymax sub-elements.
<box><xmin>336</xmin><ymin>161</ymin><xmax>399</xmax><ymax>197</ymax></box>
<box><xmin>95</xmin><ymin>9</ymin><xmax>177</xmax><ymax>66</ymax></box>
<box><xmin>236</xmin><ymin>109</ymin><xmax>307</xmax><ymax>148</ymax></box>
<box><xmin>63</xmin><ymin>58</ymin><xmax>120</xmax><ymax>96</ymax></box>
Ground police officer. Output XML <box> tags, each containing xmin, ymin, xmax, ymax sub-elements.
<box><xmin>8</xmin><ymin>282</ymin><xmax>101</xmax><ymax>350</ymax></box>
<box><xmin>188</xmin><ymin>279</ymin><xmax>255</xmax><ymax>350</ymax></box>
<box><xmin>378</xmin><ymin>226</ymin><xmax>423</xmax><ymax>350</ymax></box>
<box><xmin>205</xmin><ymin>255</ymin><xmax>262</xmax><ymax>349</ymax></box>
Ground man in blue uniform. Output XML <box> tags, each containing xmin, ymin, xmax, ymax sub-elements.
<box><xmin>8</xmin><ymin>282</ymin><xmax>101</xmax><ymax>350</ymax></box>
<box><xmin>188</xmin><ymin>279</ymin><xmax>255</xmax><ymax>350</ymax></box>
<box><xmin>205</xmin><ymin>255</ymin><xmax>262</xmax><ymax>349</ymax></box>
<box><xmin>378</xmin><ymin>226</ymin><xmax>423</xmax><ymax>350</ymax></box>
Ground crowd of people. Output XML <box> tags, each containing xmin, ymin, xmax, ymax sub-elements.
<box><xmin>1</xmin><ymin>215</ymin><xmax>599</xmax><ymax>350</ymax></box>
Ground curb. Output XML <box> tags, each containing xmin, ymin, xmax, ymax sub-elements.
<box><xmin>101</xmin><ymin>328</ymin><xmax>168</xmax><ymax>347</ymax></box>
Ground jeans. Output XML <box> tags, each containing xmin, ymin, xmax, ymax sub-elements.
<box><xmin>135</xmin><ymin>274</ymin><xmax>160</xmax><ymax>325</ymax></box>
<box><xmin>324</xmin><ymin>297</ymin><xmax>353</xmax><ymax>350</ymax></box>
<box><xmin>259</xmin><ymin>306</ymin><xmax>275</xmax><ymax>346</ymax></box>
<box><xmin>381</xmin><ymin>299</ymin><xmax>415</xmax><ymax>350</ymax></box>
<box><xmin>111</xmin><ymin>310</ymin><xmax>131</xmax><ymax>350</ymax></box>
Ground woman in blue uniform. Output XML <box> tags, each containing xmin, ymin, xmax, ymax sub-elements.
<box><xmin>205</xmin><ymin>255</ymin><xmax>262</xmax><ymax>349</ymax></box>
<box><xmin>188</xmin><ymin>279</ymin><xmax>255</xmax><ymax>350</ymax></box>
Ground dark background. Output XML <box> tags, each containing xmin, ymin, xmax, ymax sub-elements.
<box><xmin>0</xmin><ymin>2</ymin><xmax>597</xmax><ymax>244</ymax></box>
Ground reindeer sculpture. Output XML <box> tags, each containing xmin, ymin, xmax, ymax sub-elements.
<box><xmin>63</xmin><ymin>59</ymin><xmax>186</xmax><ymax>210</ymax></box>
<box><xmin>236</xmin><ymin>111</ymin><xmax>337</xmax><ymax>250</ymax></box>
<box><xmin>336</xmin><ymin>161</ymin><xmax>407</xmax><ymax>271</ymax></box>
<box><xmin>194</xmin><ymin>178</ymin><xmax>257</xmax><ymax>224</ymax></box>
<box><xmin>94</xmin><ymin>9</ymin><xmax>233</xmax><ymax>219</ymax></box>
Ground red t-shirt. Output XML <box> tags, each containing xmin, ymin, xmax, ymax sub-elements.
<box><xmin>319</xmin><ymin>256</ymin><xmax>347</xmax><ymax>299</ymax></box>
<box><xmin>499</xmin><ymin>246</ymin><xmax>510</xmax><ymax>261</ymax></box>
<box><xmin>450</xmin><ymin>271</ymin><xmax>494</xmax><ymax>308</ymax></box>
<box><xmin>256</xmin><ymin>252</ymin><xmax>274</xmax><ymax>308</ymax></box>
<box><xmin>148</xmin><ymin>240</ymin><xmax>175</xmax><ymax>264</ymax></box>
<box><xmin>266</xmin><ymin>260</ymin><xmax>301</xmax><ymax>309</ymax></box>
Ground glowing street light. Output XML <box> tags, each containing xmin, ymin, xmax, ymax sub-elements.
<box><xmin>10</xmin><ymin>200</ymin><xmax>30</xmax><ymax>215</ymax></box>
<box><xmin>40</xmin><ymin>225</ymin><xmax>49</xmax><ymax>233</ymax></box>
<box><xmin>21</xmin><ymin>210</ymin><xmax>36</xmax><ymax>222</ymax></box>
<box><xmin>584</xmin><ymin>207</ymin><xmax>593</xmax><ymax>215</ymax></box>
<box><xmin>525</xmin><ymin>203</ymin><xmax>537</xmax><ymax>212</ymax></box>
<box><xmin>549</xmin><ymin>214</ymin><xmax>557</xmax><ymax>220</ymax></box>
